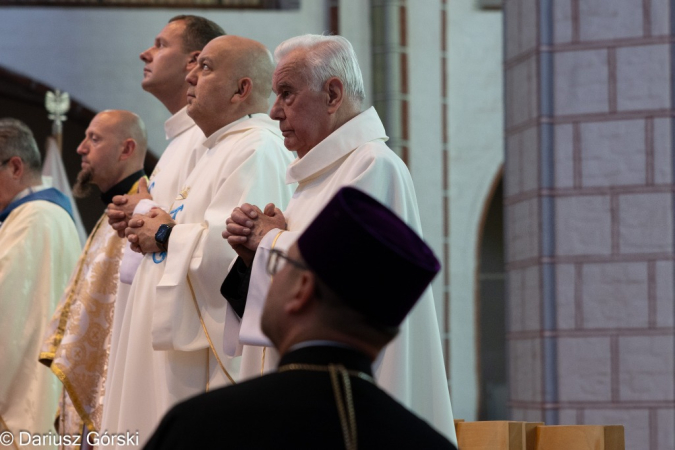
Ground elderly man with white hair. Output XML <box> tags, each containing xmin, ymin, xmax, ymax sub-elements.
<box><xmin>222</xmin><ymin>34</ymin><xmax>457</xmax><ymax>444</ymax></box>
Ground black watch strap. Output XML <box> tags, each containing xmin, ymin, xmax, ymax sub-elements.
<box><xmin>155</xmin><ymin>223</ymin><xmax>175</xmax><ymax>253</ymax></box>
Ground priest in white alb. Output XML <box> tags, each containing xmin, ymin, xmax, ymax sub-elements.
<box><xmin>0</xmin><ymin>119</ymin><xmax>80</xmax><ymax>444</ymax></box>
<box><xmin>222</xmin><ymin>34</ymin><xmax>457</xmax><ymax>445</ymax></box>
<box><xmin>104</xmin><ymin>36</ymin><xmax>294</xmax><ymax>448</ymax></box>
<box><xmin>101</xmin><ymin>15</ymin><xmax>224</xmax><ymax>438</ymax></box>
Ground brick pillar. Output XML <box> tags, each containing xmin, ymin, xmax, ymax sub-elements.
<box><xmin>503</xmin><ymin>1</ymin><xmax>675</xmax><ymax>449</ymax></box>
<box><xmin>370</xmin><ymin>0</ymin><xmax>409</xmax><ymax>163</ymax></box>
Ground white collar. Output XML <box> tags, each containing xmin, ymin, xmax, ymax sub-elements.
<box><xmin>164</xmin><ymin>106</ymin><xmax>196</xmax><ymax>140</ymax></box>
<box><xmin>202</xmin><ymin>113</ymin><xmax>278</xmax><ymax>150</ymax></box>
<box><xmin>285</xmin><ymin>107</ymin><xmax>388</xmax><ymax>184</ymax></box>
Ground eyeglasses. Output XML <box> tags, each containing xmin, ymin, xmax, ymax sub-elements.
<box><xmin>0</xmin><ymin>157</ymin><xmax>12</xmax><ymax>167</ymax></box>
<box><xmin>267</xmin><ymin>249</ymin><xmax>308</xmax><ymax>276</ymax></box>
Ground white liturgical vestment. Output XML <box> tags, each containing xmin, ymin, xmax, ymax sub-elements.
<box><xmin>0</xmin><ymin>200</ymin><xmax>80</xmax><ymax>449</ymax></box>
<box><xmin>40</xmin><ymin>176</ymin><xmax>145</xmax><ymax>448</ymax></box>
<box><xmin>102</xmin><ymin>114</ymin><xmax>294</xmax><ymax>449</ymax></box>
<box><xmin>238</xmin><ymin>107</ymin><xmax>457</xmax><ymax>444</ymax></box>
<box><xmin>103</xmin><ymin>107</ymin><xmax>205</xmax><ymax>433</ymax></box>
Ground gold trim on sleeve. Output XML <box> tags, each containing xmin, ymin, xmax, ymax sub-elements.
<box><xmin>270</xmin><ymin>229</ymin><xmax>285</xmax><ymax>249</ymax></box>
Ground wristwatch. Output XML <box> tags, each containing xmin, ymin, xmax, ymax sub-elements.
<box><xmin>155</xmin><ymin>223</ymin><xmax>175</xmax><ymax>253</ymax></box>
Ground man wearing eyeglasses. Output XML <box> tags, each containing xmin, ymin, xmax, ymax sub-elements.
<box><xmin>145</xmin><ymin>187</ymin><xmax>457</xmax><ymax>450</ymax></box>
<box><xmin>0</xmin><ymin>118</ymin><xmax>80</xmax><ymax>441</ymax></box>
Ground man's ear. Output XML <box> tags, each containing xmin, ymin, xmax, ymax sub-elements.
<box><xmin>186</xmin><ymin>51</ymin><xmax>200</xmax><ymax>71</ymax></box>
<box><xmin>8</xmin><ymin>156</ymin><xmax>24</xmax><ymax>180</ymax></box>
<box><xmin>325</xmin><ymin>77</ymin><xmax>344</xmax><ymax>113</ymax></box>
<box><xmin>119</xmin><ymin>139</ymin><xmax>137</xmax><ymax>161</ymax></box>
<box><xmin>232</xmin><ymin>78</ymin><xmax>253</xmax><ymax>103</ymax></box>
<box><xmin>284</xmin><ymin>270</ymin><xmax>316</xmax><ymax>315</ymax></box>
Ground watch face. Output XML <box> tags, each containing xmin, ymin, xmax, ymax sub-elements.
<box><xmin>155</xmin><ymin>224</ymin><xmax>171</xmax><ymax>243</ymax></box>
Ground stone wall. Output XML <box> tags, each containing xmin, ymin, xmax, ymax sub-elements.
<box><xmin>504</xmin><ymin>1</ymin><xmax>675</xmax><ymax>449</ymax></box>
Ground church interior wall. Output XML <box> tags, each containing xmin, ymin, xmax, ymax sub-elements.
<box><xmin>504</xmin><ymin>0</ymin><xmax>675</xmax><ymax>448</ymax></box>
<box><xmin>0</xmin><ymin>3</ymin><xmax>373</xmax><ymax>158</ymax></box>
<box><xmin>407</xmin><ymin>1</ymin><xmax>444</xmax><ymax>326</ymax></box>
<box><xmin>444</xmin><ymin>0</ymin><xmax>504</xmax><ymax>422</ymax></box>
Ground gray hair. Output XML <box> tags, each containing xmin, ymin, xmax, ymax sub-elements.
<box><xmin>274</xmin><ymin>34</ymin><xmax>365</xmax><ymax>104</ymax></box>
<box><xmin>0</xmin><ymin>118</ymin><xmax>41</xmax><ymax>172</ymax></box>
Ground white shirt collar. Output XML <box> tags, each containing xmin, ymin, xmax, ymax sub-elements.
<box><xmin>285</xmin><ymin>107</ymin><xmax>388</xmax><ymax>184</ymax></box>
<box><xmin>202</xmin><ymin>113</ymin><xmax>276</xmax><ymax>150</ymax></box>
<box><xmin>164</xmin><ymin>106</ymin><xmax>196</xmax><ymax>140</ymax></box>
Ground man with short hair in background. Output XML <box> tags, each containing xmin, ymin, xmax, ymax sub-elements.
<box><xmin>222</xmin><ymin>34</ymin><xmax>457</xmax><ymax>444</ymax></box>
<box><xmin>0</xmin><ymin>118</ymin><xmax>80</xmax><ymax>443</ymax></box>
<box><xmin>109</xmin><ymin>35</ymin><xmax>293</xmax><ymax>448</ymax></box>
<box><xmin>102</xmin><ymin>15</ymin><xmax>224</xmax><ymax>439</ymax></box>
<box><xmin>40</xmin><ymin>110</ymin><xmax>147</xmax><ymax>448</ymax></box>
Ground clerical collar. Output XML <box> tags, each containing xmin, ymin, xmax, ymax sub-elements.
<box><xmin>164</xmin><ymin>106</ymin><xmax>195</xmax><ymax>140</ymax></box>
<box><xmin>288</xmin><ymin>340</ymin><xmax>357</xmax><ymax>353</ymax></box>
<box><xmin>202</xmin><ymin>113</ymin><xmax>267</xmax><ymax>149</ymax></box>
<box><xmin>285</xmin><ymin>107</ymin><xmax>388</xmax><ymax>185</ymax></box>
<box><xmin>100</xmin><ymin>169</ymin><xmax>146</xmax><ymax>205</ymax></box>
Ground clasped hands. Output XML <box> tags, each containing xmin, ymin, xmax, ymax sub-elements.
<box><xmin>124</xmin><ymin>208</ymin><xmax>175</xmax><ymax>254</ymax></box>
<box><xmin>106</xmin><ymin>177</ymin><xmax>152</xmax><ymax>238</ymax></box>
<box><xmin>105</xmin><ymin>177</ymin><xmax>174</xmax><ymax>254</ymax></box>
<box><xmin>105</xmin><ymin>175</ymin><xmax>285</xmax><ymax>257</ymax></box>
<box><xmin>223</xmin><ymin>203</ymin><xmax>286</xmax><ymax>266</ymax></box>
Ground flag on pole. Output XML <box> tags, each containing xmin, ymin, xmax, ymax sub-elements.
<box><xmin>42</xmin><ymin>136</ymin><xmax>87</xmax><ymax>247</ymax></box>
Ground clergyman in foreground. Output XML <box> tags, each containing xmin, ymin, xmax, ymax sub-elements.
<box><xmin>145</xmin><ymin>187</ymin><xmax>458</xmax><ymax>450</ymax></box>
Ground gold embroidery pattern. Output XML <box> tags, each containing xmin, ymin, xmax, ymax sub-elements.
<box><xmin>176</xmin><ymin>186</ymin><xmax>191</xmax><ymax>201</ymax></box>
<box><xmin>38</xmin><ymin>179</ymin><xmax>143</xmax><ymax>447</ymax></box>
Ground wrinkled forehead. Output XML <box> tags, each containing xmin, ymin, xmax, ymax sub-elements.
<box><xmin>273</xmin><ymin>53</ymin><xmax>310</xmax><ymax>89</ymax></box>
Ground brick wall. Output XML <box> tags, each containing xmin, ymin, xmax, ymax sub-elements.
<box><xmin>504</xmin><ymin>1</ymin><xmax>675</xmax><ymax>448</ymax></box>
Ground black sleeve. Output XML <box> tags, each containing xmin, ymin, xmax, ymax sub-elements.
<box><xmin>220</xmin><ymin>256</ymin><xmax>252</xmax><ymax>319</ymax></box>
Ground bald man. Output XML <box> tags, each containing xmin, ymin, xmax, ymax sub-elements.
<box><xmin>105</xmin><ymin>36</ymin><xmax>294</xmax><ymax>448</ymax></box>
<box><xmin>40</xmin><ymin>110</ymin><xmax>148</xmax><ymax>444</ymax></box>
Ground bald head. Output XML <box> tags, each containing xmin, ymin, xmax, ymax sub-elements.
<box><xmin>104</xmin><ymin>110</ymin><xmax>148</xmax><ymax>160</ymax></box>
<box><xmin>186</xmin><ymin>35</ymin><xmax>275</xmax><ymax>137</ymax></box>
<box><xmin>216</xmin><ymin>36</ymin><xmax>275</xmax><ymax>103</ymax></box>
<box><xmin>74</xmin><ymin>110</ymin><xmax>147</xmax><ymax>196</ymax></box>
